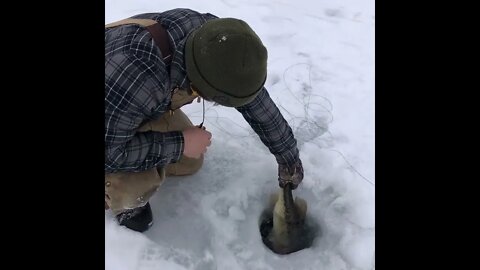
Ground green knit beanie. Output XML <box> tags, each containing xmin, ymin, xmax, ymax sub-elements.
<box><xmin>185</xmin><ymin>18</ymin><xmax>268</xmax><ymax>107</ymax></box>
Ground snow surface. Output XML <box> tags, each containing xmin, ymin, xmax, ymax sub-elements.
<box><xmin>105</xmin><ymin>0</ymin><xmax>375</xmax><ymax>269</ymax></box>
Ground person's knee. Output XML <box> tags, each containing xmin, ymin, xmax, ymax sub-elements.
<box><xmin>179</xmin><ymin>154</ymin><xmax>204</xmax><ymax>176</ymax></box>
<box><xmin>189</xmin><ymin>154</ymin><xmax>204</xmax><ymax>174</ymax></box>
<box><xmin>166</xmin><ymin>155</ymin><xmax>204</xmax><ymax>176</ymax></box>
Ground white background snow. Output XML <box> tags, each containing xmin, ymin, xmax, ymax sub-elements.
<box><xmin>105</xmin><ymin>0</ymin><xmax>375</xmax><ymax>269</ymax></box>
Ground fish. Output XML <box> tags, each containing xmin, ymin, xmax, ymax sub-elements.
<box><xmin>262</xmin><ymin>183</ymin><xmax>309</xmax><ymax>254</ymax></box>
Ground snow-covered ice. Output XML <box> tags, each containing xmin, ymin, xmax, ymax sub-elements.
<box><xmin>106</xmin><ymin>0</ymin><xmax>375</xmax><ymax>269</ymax></box>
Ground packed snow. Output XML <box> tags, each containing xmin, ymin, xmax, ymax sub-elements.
<box><xmin>105</xmin><ymin>0</ymin><xmax>375</xmax><ymax>269</ymax></box>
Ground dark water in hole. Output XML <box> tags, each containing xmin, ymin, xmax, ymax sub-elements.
<box><xmin>258</xmin><ymin>208</ymin><xmax>320</xmax><ymax>255</ymax></box>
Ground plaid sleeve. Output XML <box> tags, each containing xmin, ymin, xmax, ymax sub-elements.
<box><xmin>236</xmin><ymin>88</ymin><xmax>299</xmax><ymax>167</ymax></box>
<box><xmin>105</xmin><ymin>52</ymin><xmax>184</xmax><ymax>173</ymax></box>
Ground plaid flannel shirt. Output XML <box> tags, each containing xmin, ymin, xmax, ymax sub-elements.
<box><xmin>105</xmin><ymin>8</ymin><xmax>299</xmax><ymax>173</ymax></box>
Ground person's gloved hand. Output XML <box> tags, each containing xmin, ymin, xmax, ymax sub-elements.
<box><xmin>278</xmin><ymin>159</ymin><xmax>304</xmax><ymax>189</ymax></box>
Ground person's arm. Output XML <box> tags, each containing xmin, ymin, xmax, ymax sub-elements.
<box><xmin>105</xmin><ymin>53</ymin><xmax>184</xmax><ymax>173</ymax></box>
<box><xmin>236</xmin><ymin>88</ymin><xmax>299</xmax><ymax>165</ymax></box>
<box><xmin>236</xmin><ymin>88</ymin><xmax>304</xmax><ymax>188</ymax></box>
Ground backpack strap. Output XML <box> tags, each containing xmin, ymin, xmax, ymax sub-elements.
<box><xmin>105</xmin><ymin>18</ymin><xmax>172</xmax><ymax>65</ymax></box>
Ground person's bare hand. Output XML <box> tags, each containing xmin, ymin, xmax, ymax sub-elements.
<box><xmin>182</xmin><ymin>126</ymin><xmax>212</xmax><ymax>158</ymax></box>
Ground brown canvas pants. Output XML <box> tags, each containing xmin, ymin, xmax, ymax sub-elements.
<box><xmin>105</xmin><ymin>109</ymin><xmax>203</xmax><ymax>214</ymax></box>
